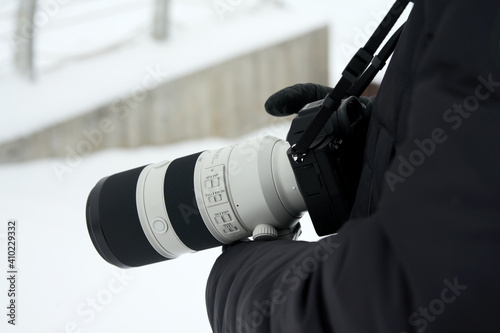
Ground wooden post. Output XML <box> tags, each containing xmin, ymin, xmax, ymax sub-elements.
<box><xmin>15</xmin><ymin>0</ymin><xmax>37</xmax><ymax>80</ymax></box>
<box><xmin>152</xmin><ymin>0</ymin><xmax>170</xmax><ymax>41</ymax></box>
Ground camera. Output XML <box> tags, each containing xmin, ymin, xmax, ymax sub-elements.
<box><xmin>86</xmin><ymin>96</ymin><xmax>371</xmax><ymax>268</ymax></box>
<box><xmin>85</xmin><ymin>0</ymin><xmax>410</xmax><ymax>268</ymax></box>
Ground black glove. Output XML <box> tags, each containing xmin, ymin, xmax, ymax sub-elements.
<box><xmin>264</xmin><ymin>83</ymin><xmax>333</xmax><ymax>117</ymax></box>
<box><xmin>265</xmin><ymin>83</ymin><xmax>376</xmax><ymax>118</ymax></box>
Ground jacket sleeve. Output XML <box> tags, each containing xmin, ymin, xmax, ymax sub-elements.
<box><xmin>206</xmin><ymin>1</ymin><xmax>500</xmax><ymax>332</ymax></box>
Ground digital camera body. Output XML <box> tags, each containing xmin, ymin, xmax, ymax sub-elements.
<box><xmin>286</xmin><ymin>96</ymin><xmax>371</xmax><ymax>235</ymax></box>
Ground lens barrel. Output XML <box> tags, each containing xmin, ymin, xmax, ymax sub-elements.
<box><xmin>86</xmin><ymin>166</ymin><xmax>168</xmax><ymax>268</ymax></box>
<box><xmin>86</xmin><ymin>136</ymin><xmax>306</xmax><ymax>268</ymax></box>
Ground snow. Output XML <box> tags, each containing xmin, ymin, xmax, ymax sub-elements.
<box><xmin>0</xmin><ymin>1</ymin><xmax>413</xmax><ymax>332</ymax></box>
<box><xmin>0</xmin><ymin>0</ymin><xmax>411</xmax><ymax>144</ymax></box>
<box><xmin>0</xmin><ymin>0</ymin><xmax>328</xmax><ymax>143</ymax></box>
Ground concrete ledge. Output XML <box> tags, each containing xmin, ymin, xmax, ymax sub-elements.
<box><xmin>0</xmin><ymin>26</ymin><xmax>328</xmax><ymax>163</ymax></box>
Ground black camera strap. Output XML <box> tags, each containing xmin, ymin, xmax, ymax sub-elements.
<box><xmin>291</xmin><ymin>0</ymin><xmax>410</xmax><ymax>160</ymax></box>
<box><xmin>347</xmin><ymin>23</ymin><xmax>405</xmax><ymax>97</ymax></box>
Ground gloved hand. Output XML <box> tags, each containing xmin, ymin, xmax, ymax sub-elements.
<box><xmin>264</xmin><ymin>83</ymin><xmax>333</xmax><ymax>116</ymax></box>
<box><xmin>265</xmin><ymin>82</ymin><xmax>376</xmax><ymax>118</ymax></box>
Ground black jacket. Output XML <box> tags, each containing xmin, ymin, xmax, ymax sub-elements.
<box><xmin>206</xmin><ymin>1</ymin><xmax>500</xmax><ymax>332</ymax></box>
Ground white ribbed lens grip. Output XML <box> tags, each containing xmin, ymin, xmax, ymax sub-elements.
<box><xmin>252</xmin><ymin>224</ymin><xmax>278</xmax><ymax>241</ymax></box>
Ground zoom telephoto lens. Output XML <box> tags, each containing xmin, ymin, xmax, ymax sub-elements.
<box><xmin>86</xmin><ymin>136</ymin><xmax>306</xmax><ymax>268</ymax></box>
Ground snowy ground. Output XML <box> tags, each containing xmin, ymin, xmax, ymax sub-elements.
<box><xmin>0</xmin><ymin>1</ymin><xmax>412</xmax><ymax>332</ymax></box>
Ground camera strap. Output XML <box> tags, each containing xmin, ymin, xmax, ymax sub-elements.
<box><xmin>291</xmin><ymin>0</ymin><xmax>410</xmax><ymax>160</ymax></box>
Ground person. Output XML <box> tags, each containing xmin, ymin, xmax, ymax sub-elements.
<box><xmin>206</xmin><ymin>0</ymin><xmax>500</xmax><ymax>331</ymax></box>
